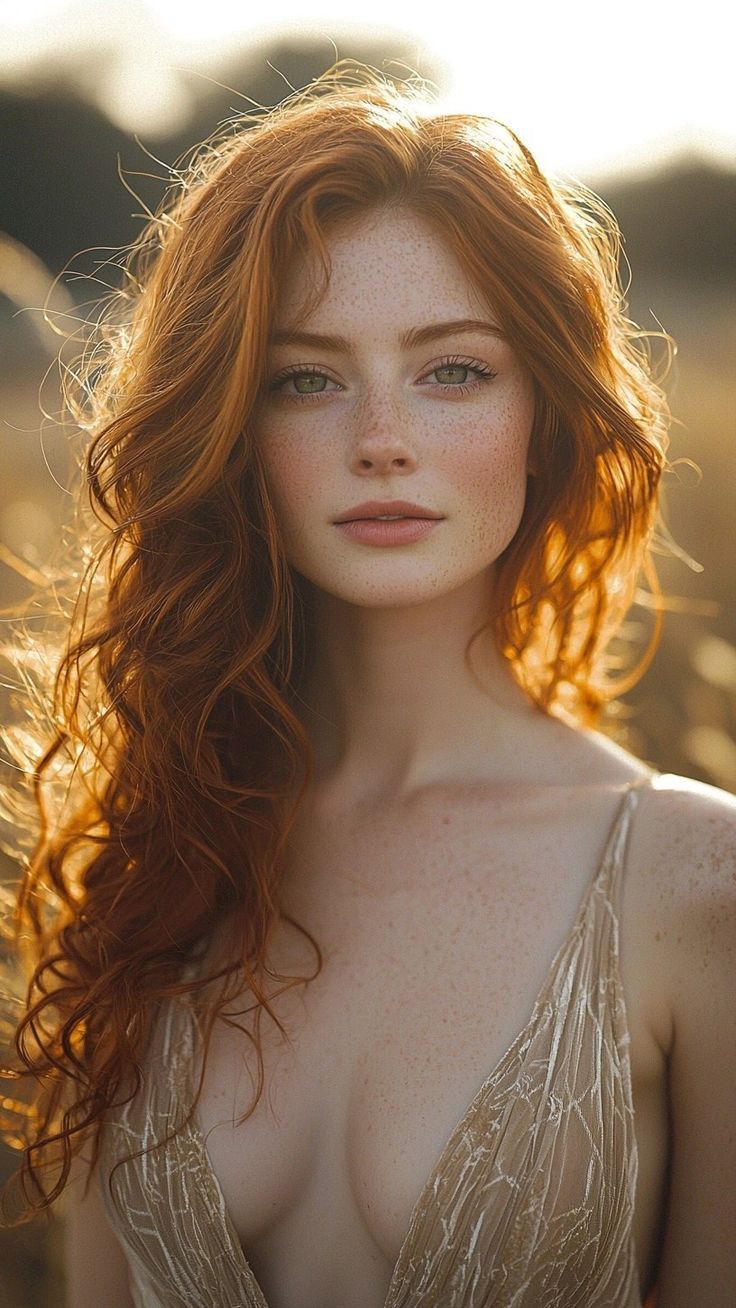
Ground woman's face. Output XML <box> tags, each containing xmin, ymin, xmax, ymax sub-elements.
<box><xmin>254</xmin><ymin>207</ymin><xmax>536</xmax><ymax>609</ymax></box>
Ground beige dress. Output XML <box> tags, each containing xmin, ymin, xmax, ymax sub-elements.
<box><xmin>97</xmin><ymin>772</ymin><xmax>661</xmax><ymax>1307</ymax></box>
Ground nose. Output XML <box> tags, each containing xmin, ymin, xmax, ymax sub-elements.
<box><xmin>348</xmin><ymin>393</ymin><xmax>418</xmax><ymax>475</ymax></box>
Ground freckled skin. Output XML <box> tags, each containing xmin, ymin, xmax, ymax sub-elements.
<box><xmin>255</xmin><ymin>208</ymin><xmax>536</xmax><ymax>611</ymax></box>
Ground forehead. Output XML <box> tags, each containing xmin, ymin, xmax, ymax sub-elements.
<box><xmin>272</xmin><ymin>208</ymin><xmax>495</xmax><ymax>333</ymax></box>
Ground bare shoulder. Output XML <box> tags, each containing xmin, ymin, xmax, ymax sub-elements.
<box><xmin>625</xmin><ymin>771</ymin><xmax>736</xmax><ymax>1012</ymax></box>
<box><xmin>539</xmin><ymin>724</ymin><xmax>735</xmax><ymax>918</ymax></box>
<box><xmin>625</xmin><ymin>773</ymin><xmax>736</xmax><ymax>1303</ymax></box>
<box><xmin>631</xmin><ymin>771</ymin><xmax>736</xmax><ymax>933</ymax></box>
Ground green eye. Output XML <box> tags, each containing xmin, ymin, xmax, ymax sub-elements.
<box><xmin>434</xmin><ymin>365</ymin><xmax>473</xmax><ymax>385</ymax></box>
<box><xmin>269</xmin><ymin>366</ymin><xmax>337</xmax><ymax>401</ymax></box>
<box><xmin>292</xmin><ymin>374</ymin><xmax>328</xmax><ymax>394</ymax></box>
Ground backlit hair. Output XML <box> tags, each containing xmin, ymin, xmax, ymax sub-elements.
<box><xmin>0</xmin><ymin>60</ymin><xmax>672</xmax><ymax>1220</ymax></box>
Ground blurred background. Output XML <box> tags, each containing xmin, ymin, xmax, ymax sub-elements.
<box><xmin>0</xmin><ymin>2</ymin><xmax>734</xmax><ymax>1303</ymax></box>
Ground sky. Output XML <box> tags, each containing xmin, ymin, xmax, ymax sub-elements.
<box><xmin>1</xmin><ymin>0</ymin><xmax>735</xmax><ymax>183</ymax></box>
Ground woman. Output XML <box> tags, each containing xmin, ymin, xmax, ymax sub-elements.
<box><xmin>1</xmin><ymin>62</ymin><xmax>734</xmax><ymax>1308</ymax></box>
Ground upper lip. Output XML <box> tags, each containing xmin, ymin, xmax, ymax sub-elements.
<box><xmin>333</xmin><ymin>500</ymin><xmax>444</xmax><ymax>523</ymax></box>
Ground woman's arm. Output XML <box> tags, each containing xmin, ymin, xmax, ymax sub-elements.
<box><xmin>641</xmin><ymin>779</ymin><xmax>736</xmax><ymax>1305</ymax></box>
<box><xmin>60</xmin><ymin>1148</ymin><xmax>134</xmax><ymax>1308</ymax></box>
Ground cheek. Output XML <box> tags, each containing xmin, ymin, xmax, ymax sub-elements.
<box><xmin>447</xmin><ymin>392</ymin><xmax>534</xmax><ymax>502</ymax></box>
<box><xmin>257</xmin><ymin>427</ymin><xmax>326</xmax><ymax>527</ymax></box>
<box><xmin>441</xmin><ymin>392</ymin><xmax>534</xmax><ymax>555</ymax></box>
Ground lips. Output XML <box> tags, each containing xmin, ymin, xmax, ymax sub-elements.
<box><xmin>335</xmin><ymin>517</ymin><xmax>443</xmax><ymax>544</ymax></box>
<box><xmin>333</xmin><ymin>500</ymin><xmax>442</xmax><ymax>523</ymax></box>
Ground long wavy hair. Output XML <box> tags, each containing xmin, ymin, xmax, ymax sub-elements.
<box><xmin>0</xmin><ymin>60</ymin><xmax>673</xmax><ymax>1221</ymax></box>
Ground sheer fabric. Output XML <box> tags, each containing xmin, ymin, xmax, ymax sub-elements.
<box><xmin>97</xmin><ymin>773</ymin><xmax>662</xmax><ymax>1306</ymax></box>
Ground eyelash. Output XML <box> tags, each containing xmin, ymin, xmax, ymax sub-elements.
<box><xmin>267</xmin><ymin>355</ymin><xmax>498</xmax><ymax>404</ymax></box>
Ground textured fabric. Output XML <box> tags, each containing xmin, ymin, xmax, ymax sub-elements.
<box><xmin>98</xmin><ymin>773</ymin><xmax>660</xmax><ymax>1307</ymax></box>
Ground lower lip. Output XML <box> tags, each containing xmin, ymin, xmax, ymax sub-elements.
<box><xmin>334</xmin><ymin>518</ymin><xmax>443</xmax><ymax>545</ymax></box>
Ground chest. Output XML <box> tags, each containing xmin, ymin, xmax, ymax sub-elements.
<box><xmin>194</xmin><ymin>788</ymin><xmax>670</xmax><ymax>1306</ymax></box>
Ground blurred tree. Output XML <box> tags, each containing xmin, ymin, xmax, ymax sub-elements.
<box><xmin>0</xmin><ymin>37</ymin><xmax>445</xmax><ymax>277</ymax></box>
<box><xmin>598</xmin><ymin>161</ymin><xmax>736</xmax><ymax>285</ymax></box>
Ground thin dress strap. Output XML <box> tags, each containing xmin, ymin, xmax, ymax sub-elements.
<box><xmin>597</xmin><ymin>770</ymin><xmax>658</xmax><ymax>917</ymax></box>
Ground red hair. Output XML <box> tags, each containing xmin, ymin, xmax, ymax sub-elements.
<box><xmin>0</xmin><ymin>61</ymin><xmax>672</xmax><ymax>1220</ymax></box>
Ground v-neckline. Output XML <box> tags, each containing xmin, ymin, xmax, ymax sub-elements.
<box><xmin>182</xmin><ymin>774</ymin><xmax>653</xmax><ymax>1308</ymax></box>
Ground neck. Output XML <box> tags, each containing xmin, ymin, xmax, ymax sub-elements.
<box><xmin>290</xmin><ymin>566</ymin><xmax>545</xmax><ymax>803</ymax></box>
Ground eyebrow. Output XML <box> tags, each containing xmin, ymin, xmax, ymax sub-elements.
<box><xmin>267</xmin><ymin>318</ymin><xmax>507</xmax><ymax>353</ymax></box>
